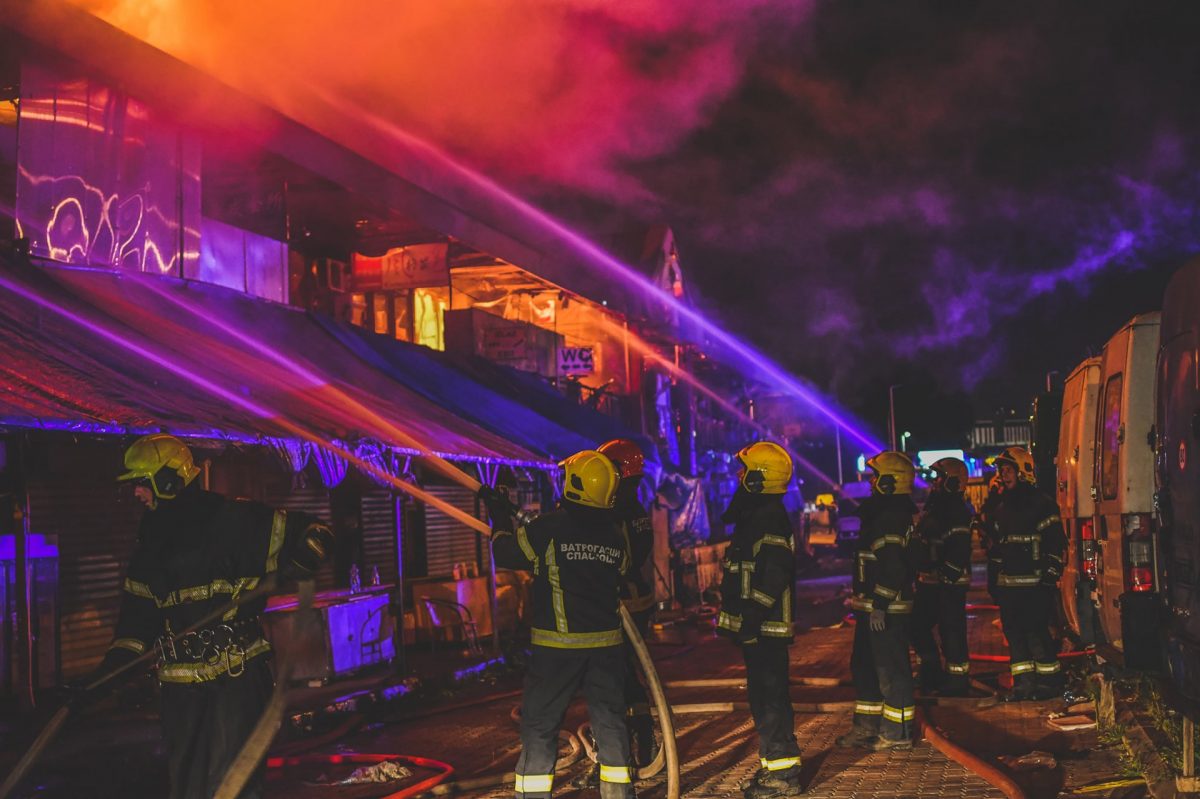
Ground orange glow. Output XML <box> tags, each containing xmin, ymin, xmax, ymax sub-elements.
<box><xmin>69</xmin><ymin>0</ymin><xmax>808</xmax><ymax>198</ymax></box>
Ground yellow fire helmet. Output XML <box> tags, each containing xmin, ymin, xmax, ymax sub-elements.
<box><xmin>117</xmin><ymin>433</ymin><xmax>201</xmax><ymax>499</ymax></box>
<box><xmin>866</xmin><ymin>450</ymin><xmax>915</xmax><ymax>495</ymax></box>
<box><xmin>930</xmin><ymin>457</ymin><xmax>969</xmax><ymax>494</ymax></box>
<box><xmin>994</xmin><ymin>446</ymin><xmax>1036</xmax><ymax>483</ymax></box>
<box><xmin>736</xmin><ymin>441</ymin><xmax>793</xmax><ymax>495</ymax></box>
<box><xmin>560</xmin><ymin>449</ymin><xmax>620</xmax><ymax>509</ymax></box>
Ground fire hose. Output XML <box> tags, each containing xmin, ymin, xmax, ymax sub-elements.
<box><xmin>215</xmin><ymin>579</ymin><xmax>316</xmax><ymax>799</ymax></box>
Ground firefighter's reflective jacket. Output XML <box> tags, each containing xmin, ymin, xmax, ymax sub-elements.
<box><xmin>911</xmin><ymin>492</ymin><xmax>973</xmax><ymax>586</ymax></box>
<box><xmin>101</xmin><ymin>483</ymin><xmax>333</xmax><ymax>683</ymax></box>
<box><xmin>716</xmin><ymin>494</ymin><xmax>796</xmax><ymax>643</ymax></box>
<box><xmin>492</xmin><ymin>503</ymin><xmax>628</xmax><ymax>649</ymax></box>
<box><xmin>850</xmin><ymin>494</ymin><xmax>917</xmax><ymax>614</ymax></box>
<box><xmin>618</xmin><ymin>495</ymin><xmax>655</xmax><ymax>614</ymax></box>
<box><xmin>990</xmin><ymin>482</ymin><xmax>1065</xmax><ymax>589</ymax></box>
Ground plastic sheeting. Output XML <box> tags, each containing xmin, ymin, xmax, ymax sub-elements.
<box><xmin>656</xmin><ymin>472</ymin><xmax>711</xmax><ymax>548</ymax></box>
<box><xmin>0</xmin><ymin>260</ymin><xmax>550</xmax><ymax>467</ymax></box>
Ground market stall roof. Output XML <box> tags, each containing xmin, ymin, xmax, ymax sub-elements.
<box><xmin>0</xmin><ymin>257</ymin><xmax>552</xmax><ymax>467</ymax></box>
<box><xmin>312</xmin><ymin>315</ymin><xmax>648</xmax><ymax>463</ymax></box>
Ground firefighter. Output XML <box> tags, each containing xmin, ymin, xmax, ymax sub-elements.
<box><xmin>976</xmin><ymin>472</ymin><xmax>1006</xmax><ymax>601</ymax></box>
<box><xmin>990</xmin><ymin>446</ymin><xmax>1067</xmax><ymax>701</ymax></box>
<box><xmin>599</xmin><ymin>439</ymin><xmax>657</xmax><ymax>767</ymax></box>
<box><xmin>838</xmin><ymin>451</ymin><xmax>917</xmax><ymax>751</ymax></box>
<box><xmin>716</xmin><ymin>441</ymin><xmax>802</xmax><ymax>799</ymax></box>
<box><xmin>91</xmin><ymin>434</ymin><xmax>334</xmax><ymax>799</ymax></box>
<box><xmin>482</xmin><ymin>450</ymin><xmax>634</xmax><ymax>799</ymax></box>
<box><xmin>909</xmin><ymin>457</ymin><xmax>973</xmax><ymax>696</ymax></box>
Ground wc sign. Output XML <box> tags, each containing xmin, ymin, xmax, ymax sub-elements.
<box><xmin>558</xmin><ymin>346</ymin><xmax>595</xmax><ymax>376</ymax></box>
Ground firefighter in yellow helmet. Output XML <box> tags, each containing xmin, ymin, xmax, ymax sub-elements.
<box><xmin>838</xmin><ymin>451</ymin><xmax>917</xmax><ymax>751</ymax></box>
<box><xmin>482</xmin><ymin>450</ymin><xmax>635</xmax><ymax>799</ymax></box>
<box><xmin>910</xmin><ymin>458</ymin><xmax>973</xmax><ymax>696</ymax></box>
<box><xmin>716</xmin><ymin>441</ymin><xmax>802</xmax><ymax>798</ymax></box>
<box><xmin>95</xmin><ymin>434</ymin><xmax>334</xmax><ymax>799</ymax></box>
<box><xmin>989</xmin><ymin>446</ymin><xmax>1067</xmax><ymax>701</ymax></box>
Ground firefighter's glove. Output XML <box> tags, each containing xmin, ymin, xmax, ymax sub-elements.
<box><xmin>478</xmin><ymin>484</ymin><xmax>516</xmax><ymax>532</ymax></box>
<box><xmin>286</xmin><ymin>522</ymin><xmax>335</xmax><ymax>577</ymax></box>
<box><xmin>869</xmin><ymin>608</ymin><xmax>887</xmax><ymax>632</ymax></box>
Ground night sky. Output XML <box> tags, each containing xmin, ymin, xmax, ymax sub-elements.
<box><xmin>87</xmin><ymin>0</ymin><xmax>1200</xmax><ymax>441</ymax></box>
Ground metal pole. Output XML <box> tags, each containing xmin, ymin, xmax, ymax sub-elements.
<box><xmin>392</xmin><ymin>494</ymin><xmax>407</xmax><ymax>674</ymax></box>
<box><xmin>13</xmin><ymin>436</ymin><xmax>34</xmax><ymax>710</ymax></box>
<box><xmin>835</xmin><ymin>426</ymin><xmax>844</xmax><ymax>486</ymax></box>
<box><xmin>888</xmin><ymin>384</ymin><xmax>899</xmax><ymax>452</ymax></box>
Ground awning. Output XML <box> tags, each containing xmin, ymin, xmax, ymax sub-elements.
<box><xmin>0</xmin><ymin>259</ymin><xmax>552</xmax><ymax>467</ymax></box>
<box><xmin>312</xmin><ymin>315</ymin><xmax>647</xmax><ymax>463</ymax></box>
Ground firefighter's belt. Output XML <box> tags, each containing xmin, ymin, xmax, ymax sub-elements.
<box><xmin>156</xmin><ymin>617</ymin><xmax>268</xmax><ymax>682</ymax></box>
<box><xmin>849</xmin><ymin>595</ymin><xmax>913</xmax><ymax>614</ymax></box>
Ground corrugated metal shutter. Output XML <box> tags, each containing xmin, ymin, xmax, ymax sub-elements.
<box><xmin>423</xmin><ymin>484</ymin><xmax>488</xmax><ymax>579</ymax></box>
<box><xmin>27</xmin><ymin>480</ymin><xmax>142</xmax><ymax>679</ymax></box>
<box><xmin>361</xmin><ymin>490</ymin><xmax>397</xmax><ymax>585</ymax></box>
<box><xmin>265</xmin><ymin>485</ymin><xmax>335</xmax><ymax>592</ymax></box>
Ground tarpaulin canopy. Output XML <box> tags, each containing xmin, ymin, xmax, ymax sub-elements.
<box><xmin>312</xmin><ymin>315</ymin><xmax>649</xmax><ymax>463</ymax></box>
<box><xmin>0</xmin><ymin>258</ymin><xmax>552</xmax><ymax>467</ymax></box>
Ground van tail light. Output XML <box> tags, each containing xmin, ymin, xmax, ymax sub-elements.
<box><xmin>1122</xmin><ymin>513</ymin><xmax>1155</xmax><ymax>593</ymax></box>
<box><xmin>1080</xmin><ymin>518</ymin><xmax>1097</xmax><ymax>580</ymax></box>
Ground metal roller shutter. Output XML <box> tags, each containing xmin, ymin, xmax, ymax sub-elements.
<box><xmin>27</xmin><ymin>478</ymin><xmax>142</xmax><ymax>679</ymax></box>
<box><xmin>422</xmin><ymin>484</ymin><xmax>488</xmax><ymax>579</ymax></box>
<box><xmin>361</xmin><ymin>490</ymin><xmax>397</xmax><ymax>585</ymax></box>
<box><xmin>265</xmin><ymin>485</ymin><xmax>336</xmax><ymax>592</ymax></box>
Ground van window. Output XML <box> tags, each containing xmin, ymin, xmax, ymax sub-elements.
<box><xmin>1101</xmin><ymin>373</ymin><xmax>1124</xmax><ymax>500</ymax></box>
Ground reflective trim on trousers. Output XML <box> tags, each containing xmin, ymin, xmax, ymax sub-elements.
<box><xmin>1010</xmin><ymin>660</ymin><xmax>1036</xmax><ymax>675</ymax></box>
<box><xmin>600</xmin><ymin>765</ymin><xmax>633</xmax><ymax>783</ymax></box>
<box><xmin>946</xmin><ymin>662</ymin><xmax>970</xmax><ymax>674</ymax></box>
<box><xmin>882</xmin><ymin>705</ymin><xmax>915</xmax><ymax>723</ymax></box>
<box><xmin>530</xmin><ymin>627</ymin><xmax>623</xmax><ymax>649</ymax></box>
<box><xmin>515</xmin><ymin>774</ymin><xmax>554</xmax><ymax>793</ymax></box>
<box><xmin>1035</xmin><ymin>660</ymin><xmax>1062</xmax><ymax>674</ymax></box>
<box><xmin>854</xmin><ymin>701</ymin><xmax>883</xmax><ymax>716</ymax></box>
<box><xmin>762</xmin><ymin>757</ymin><xmax>800</xmax><ymax>771</ymax></box>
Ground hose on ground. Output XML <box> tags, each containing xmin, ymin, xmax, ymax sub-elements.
<box><xmin>918</xmin><ymin>707</ymin><xmax>1026</xmax><ymax>799</ymax></box>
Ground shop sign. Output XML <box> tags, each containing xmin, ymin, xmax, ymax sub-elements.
<box><xmin>558</xmin><ymin>346</ymin><xmax>595</xmax><ymax>376</ymax></box>
<box><xmin>352</xmin><ymin>242</ymin><xmax>448</xmax><ymax>290</ymax></box>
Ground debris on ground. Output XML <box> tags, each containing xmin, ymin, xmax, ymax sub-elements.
<box><xmin>332</xmin><ymin>761</ymin><xmax>413</xmax><ymax>785</ymax></box>
<box><xmin>997</xmin><ymin>751</ymin><xmax>1059</xmax><ymax>771</ymax></box>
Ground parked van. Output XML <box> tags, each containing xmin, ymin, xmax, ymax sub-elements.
<box><xmin>1092</xmin><ymin>312</ymin><xmax>1161</xmax><ymax>665</ymax></box>
<box><xmin>1055</xmin><ymin>357</ymin><xmax>1102</xmax><ymax>643</ymax></box>
<box><xmin>1155</xmin><ymin>257</ymin><xmax>1200</xmax><ymax>700</ymax></box>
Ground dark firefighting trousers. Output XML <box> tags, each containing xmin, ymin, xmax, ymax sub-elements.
<box><xmin>743</xmin><ymin>639</ymin><xmax>801</xmax><ymax>767</ymax></box>
<box><xmin>160</xmin><ymin>658</ymin><xmax>273</xmax><ymax>799</ymax></box>
<box><xmin>517</xmin><ymin>646</ymin><xmax>633</xmax><ymax>798</ymax></box>
<box><xmin>623</xmin><ymin>608</ymin><xmax>656</xmax><ymax>765</ymax></box>
<box><xmin>911</xmin><ymin>584</ymin><xmax>969</xmax><ymax>689</ymax></box>
<box><xmin>997</xmin><ymin>587</ymin><xmax>1062</xmax><ymax>691</ymax></box>
<box><xmin>850</xmin><ymin>612</ymin><xmax>915</xmax><ymax>741</ymax></box>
